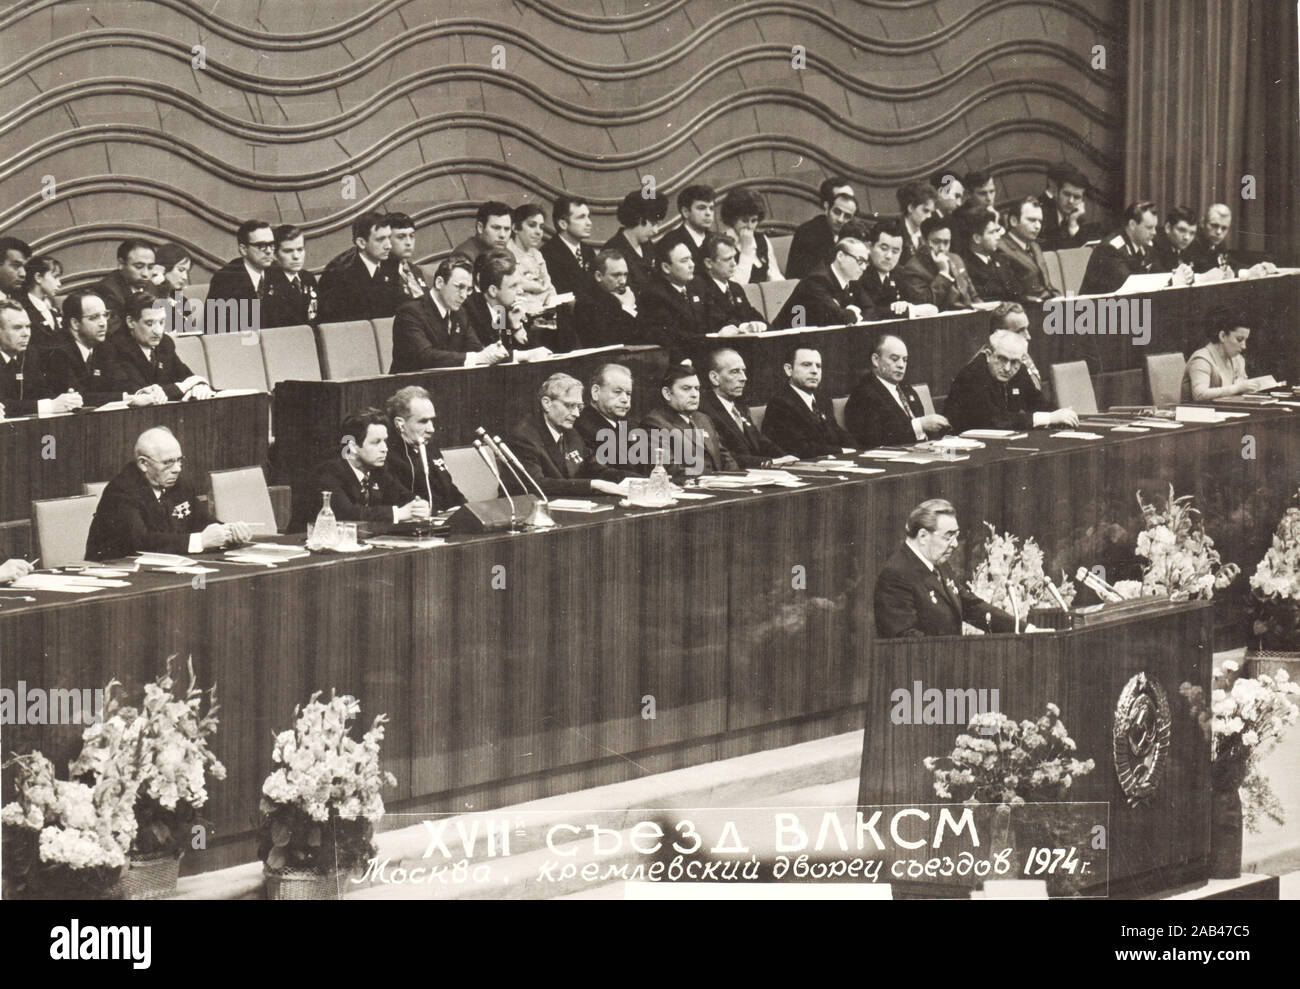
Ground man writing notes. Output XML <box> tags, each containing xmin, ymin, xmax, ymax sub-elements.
<box><xmin>301</xmin><ymin>408</ymin><xmax>430</xmax><ymax>528</ymax></box>
<box><xmin>874</xmin><ymin>498</ymin><xmax>1016</xmax><ymax>637</ymax></box>
<box><xmin>507</xmin><ymin>373</ymin><xmax>626</xmax><ymax>496</ymax></box>
<box><xmin>761</xmin><ymin>344</ymin><xmax>856</xmax><ymax>458</ymax></box>
<box><xmin>943</xmin><ymin>329</ymin><xmax>1078</xmax><ymax>433</ymax></box>
<box><xmin>845</xmin><ymin>334</ymin><xmax>950</xmax><ymax>448</ymax></box>
<box><xmin>85</xmin><ymin>427</ymin><xmax>254</xmax><ymax>560</ymax></box>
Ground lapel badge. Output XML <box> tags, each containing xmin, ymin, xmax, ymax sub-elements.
<box><xmin>171</xmin><ymin>500</ymin><xmax>191</xmax><ymax>519</ymax></box>
<box><xmin>929</xmin><ymin>589</ymin><xmax>939</xmax><ymax>604</ymax></box>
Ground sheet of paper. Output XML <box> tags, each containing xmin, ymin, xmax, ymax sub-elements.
<box><xmin>861</xmin><ymin>449</ymin><xmax>908</xmax><ymax>459</ymax></box>
<box><xmin>366</xmin><ymin>536</ymin><xmax>446</xmax><ymax>549</ymax></box>
<box><xmin>838</xmin><ymin>466</ymin><xmax>886</xmax><ymax>474</ymax></box>
<box><xmin>153</xmin><ymin>565</ymin><xmax>221</xmax><ymax>574</ymax></box>
<box><xmin>1048</xmin><ymin>431</ymin><xmax>1104</xmax><ymax>440</ymax></box>
<box><xmin>547</xmin><ymin>500</ymin><xmax>613</xmax><ymax>513</ymax></box>
<box><xmin>960</xmin><ymin>429</ymin><xmax>1021</xmax><ymax>439</ymax></box>
<box><xmin>1110</xmin><ymin>425</ymin><xmax>1151</xmax><ymax>432</ymax></box>
<box><xmin>135</xmin><ymin>553</ymin><xmax>198</xmax><ymax>567</ymax></box>
<box><xmin>1175</xmin><ymin>406</ymin><xmax>1220</xmax><ymax>423</ymax></box>
<box><xmin>672</xmin><ymin>492</ymin><xmax>714</xmax><ymax>500</ymax></box>
<box><xmin>890</xmin><ymin>455</ymin><xmax>938</xmax><ymax>464</ymax></box>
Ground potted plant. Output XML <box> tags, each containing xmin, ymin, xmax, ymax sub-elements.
<box><xmin>1</xmin><ymin>751</ymin><xmax>136</xmax><ymax>899</ymax></box>
<box><xmin>258</xmin><ymin>691</ymin><xmax>395</xmax><ymax>900</ymax></box>
<box><xmin>1179</xmin><ymin>660</ymin><xmax>1300</xmax><ymax>878</ymax></box>
<box><xmin>1248</xmin><ymin>496</ymin><xmax>1300</xmax><ymax>667</ymax></box>
<box><xmin>967</xmin><ymin>523</ymin><xmax>1075</xmax><ymax>627</ymax></box>
<box><xmin>70</xmin><ymin>659</ymin><xmax>227</xmax><ymax>899</ymax></box>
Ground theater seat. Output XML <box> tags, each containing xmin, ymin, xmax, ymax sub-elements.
<box><xmin>913</xmin><ymin>382</ymin><xmax>936</xmax><ymax>416</ymax></box>
<box><xmin>317</xmin><ymin>321</ymin><xmax>382</xmax><ymax>378</ymax></box>
<box><xmin>741</xmin><ymin>283</ymin><xmax>763</xmax><ymax>316</ymax></box>
<box><xmin>769</xmin><ymin>235</ymin><xmax>793</xmax><ymax>273</ymax></box>
<box><xmin>442</xmin><ymin>445</ymin><xmax>502</xmax><ymax>502</ymax></box>
<box><xmin>832</xmin><ymin>396</ymin><xmax>848</xmax><ymax>429</ymax></box>
<box><xmin>751</xmin><ymin>404</ymin><xmax>766</xmax><ymax>433</ymax></box>
<box><xmin>1050</xmin><ymin>361</ymin><xmax>1099</xmax><ymax>415</ymax></box>
<box><xmin>1056</xmin><ymin>246</ymin><xmax>1093</xmax><ymax>296</ymax></box>
<box><xmin>1041</xmin><ymin>251</ymin><xmax>1066</xmax><ymax>297</ymax></box>
<box><xmin>758</xmin><ymin>279</ymin><xmax>798</xmax><ymax>322</ymax></box>
<box><xmin>372</xmin><ymin>317</ymin><xmax>395</xmax><ymax>374</ymax></box>
<box><xmin>260</xmin><ymin>324</ymin><xmax>321</xmax><ymax>387</ymax></box>
<box><xmin>172</xmin><ymin>333</ymin><xmax>209</xmax><ymax>381</ymax></box>
<box><xmin>82</xmin><ymin>481</ymin><xmax>108</xmax><ymax>502</ymax></box>
<box><xmin>31</xmin><ymin>494</ymin><xmax>98</xmax><ymax>568</ymax></box>
<box><xmin>1145</xmin><ymin>352</ymin><xmax>1187</xmax><ymax>406</ymax></box>
<box><xmin>180</xmin><ymin>285</ymin><xmax>206</xmax><ymax>333</ymax></box>
<box><xmin>209</xmin><ymin>466</ymin><xmax>279</xmax><ymax>534</ymax></box>
<box><xmin>201</xmin><ymin>332</ymin><xmax>270</xmax><ymax>391</ymax></box>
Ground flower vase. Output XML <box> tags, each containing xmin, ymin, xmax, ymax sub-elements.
<box><xmin>112</xmin><ymin>852</ymin><xmax>182</xmax><ymax>900</ymax></box>
<box><xmin>264</xmin><ymin>866</ymin><xmax>348</xmax><ymax>900</ymax></box>
<box><xmin>1209</xmin><ymin>761</ymin><xmax>1250</xmax><ymax>880</ymax></box>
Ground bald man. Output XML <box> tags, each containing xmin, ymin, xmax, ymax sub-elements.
<box><xmin>943</xmin><ymin>330</ymin><xmax>1079</xmax><ymax>433</ymax></box>
<box><xmin>85</xmin><ymin>427</ymin><xmax>254</xmax><ymax>560</ymax></box>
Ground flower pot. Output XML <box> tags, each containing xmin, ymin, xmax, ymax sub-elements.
<box><xmin>263</xmin><ymin>866</ymin><xmax>348</xmax><ymax>900</ymax></box>
<box><xmin>111</xmin><ymin>852</ymin><xmax>181</xmax><ymax>900</ymax></box>
<box><xmin>1209</xmin><ymin>786</ymin><xmax>1244</xmax><ymax>880</ymax></box>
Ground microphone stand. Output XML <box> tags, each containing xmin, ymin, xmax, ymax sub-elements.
<box><xmin>475</xmin><ymin>429</ymin><xmax>554</xmax><ymax>529</ymax></box>
<box><xmin>473</xmin><ymin>439</ymin><xmax>520</xmax><ymax>532</ymax></box>
<box><xmin>492</xmin><ymin>433</ymin><xmax>556</xmax><ymax>529</ymax></box>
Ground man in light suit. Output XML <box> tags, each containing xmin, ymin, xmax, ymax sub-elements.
<box><xmin>639</xmin><ymin>364</ymin><xmax>739</xmax><ymax>478</ymax></box>
<box><xmin>698</xmin><ymin>347</ymin><xmax>794</xmax><ymax>468</ymax></box>
<box><xmin>389</xmin><ymin>257</ymin><xmax>509</xmax><ymax>371</ymax></box>
<box><xmin>897</xmin><ymin>215</ymin><xmax>981</xmax><ymax>310</ymax></box>
<box><xmin>845</xmin><ymin>334</ymin><xmax>950</xmax><ymax>449</ymax></box>
<box><xmin>760</xmin><ymin>344</ymin><xmax>856</xmax><ymax>458</ymax></box>
<box><xmin>997</xmin><ymin>197</ymin><xmax>1060</xmax><ymax>302</ymax></box>
<box><xmin>873</xmin><ymin>498</ymin><xmax>1017</xmax><ymax>637</ymax></box>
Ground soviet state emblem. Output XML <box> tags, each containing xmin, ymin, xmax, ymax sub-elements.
<box><xmin>1112</xmin><ymin>672</ymin><xmax>1172</xmax><ymax>806</ymax></box>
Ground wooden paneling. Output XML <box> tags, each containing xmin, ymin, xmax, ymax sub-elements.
<box><xmin>1</xmin><ymin>0</ymin><xmax>1124</xmax><ymax>290</ymax></box>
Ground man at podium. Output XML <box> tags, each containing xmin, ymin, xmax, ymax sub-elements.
<box><xmin>874</xmin><ymin>498</ymin><xmax>1017</xmax><ymax>637</ymax></box>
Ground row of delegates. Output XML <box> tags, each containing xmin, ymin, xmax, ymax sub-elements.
<box><xmin>85</xmin><ymin>426</ymin><xmax>256</xmax><ymax>561</ymax></box>
<box><xmin>654</xmin><ymin>184</ymin><xmax>785</xmax><ymax>283</ymax></box>
<box><xmin>205</xmin><ymin>221</ymin><xmax>321</xmax><ymax>328</ymax></box>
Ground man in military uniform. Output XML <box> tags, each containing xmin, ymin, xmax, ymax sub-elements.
<box><xmin>1077</xmin><ymin>201</ymin><xmax>1159</xmax><ymax>296</ymax></box>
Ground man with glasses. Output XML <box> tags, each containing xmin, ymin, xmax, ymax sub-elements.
<box><xmin>772</xmin><ymin>237</ymin><xmax>869</xmax><ymax>329</ymax></box>
<box><xmin>943</xmin><ymin>329</ymin><xmax>1078</xmax><ymax>433</ymax></box>
<box><xmin>389</xmin><ymin>256</ymin><xmax>508</xmax><ymax>371</ymax></box>
<box><xmin>787</xmin><ymin>177</ymin><xmax>858</xmax><ymax>279</ymax></box>
<box><xmin>207</xmin><ymin>219</ymin><xmax>276</xmax><ymax>313</ymax></box>
<box><xmin>86</xmin><ymin>426</ymin><xmax>254</xmax><ymax>560</ymax></box>
<box><xmin>694</xmin><ymin>234</ymin><xmax>766</xmax><ymax>335</ymax></box>
<box><xmin>506</xmin><ymin>373</ymin><xmax>627</xmax><ymax>496</ymax></box>
<box><xmin>92</xmin><ymin>239</ymin><xmax>157</xmax><ymax>337</ymax></box>
<box><xmin>874</xmin><ymin>498</ymin><xmax>1017</xmax><ymax>637</ymax></box>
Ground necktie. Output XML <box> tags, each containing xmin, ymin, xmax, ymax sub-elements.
<box><xmin>896</xmin><ymin>383</ymin><xmax>910</xmax><ymax>413</ymax></box>
<box><xmin>360</xmin><ymin>471</ymin><xmax>371</xmax><ymax>506</ymax></box>
<box><xmin>731</xmin><ymin>404</ymin><xmax>747</xmax><ymax>433</ymax></box>
<box><xmin>576</xmin><ymin>247</ymin><xmax>587</xmax><ymax>273</ymax></box>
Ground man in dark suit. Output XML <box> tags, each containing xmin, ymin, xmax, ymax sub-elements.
<box><xmin>1187</xmin><ymin>203</ymin><xmax>1236</xmax><ymax>274</ymax></box>
<box><xmin>507</xmin><ymin>373</ymin><xmax>627</xmax><ymax>496</ymax></box>
<box><xmin>786</xmin><ymin>177</ymin><xmax>857</xmax><ymax>280</ymax></box>
<box><xmin>638</xmin><ymin>240</ymin><xmax>710</xmax><ymax>363</ymax></box>
<box><xmin>1077</xmin><ymin>202</ymin><xmax>1159</xmax><ymax>296</ymax></box>
<box><xmin>1151</xmin><ymin>205</ymin><xmax>1198</xmax><ymax>285</ymax></box>
<box><xmin>382</xmin><ymin>385</ymin><xmax>468</xmax><ymax>511</ymax></box>
<box><xmin>857</xmin><ymin>221</ymin><xmax>926</xmax><ymax>320</ymax></box>
<box><xmin>1038</xmin><ymin>163</ymin><xmax>1100</xmax><ymax>251</ymax></box>
<box><xmin>0</xmin><ymin>236</ymin><xmax>30</xmax><ymax>302</ymax></box>
<box><xmin>451</xmin><ymin>201</ymin><xmax>514</xmax><ymax>264</ymax></box>
<box><xmin>318</xmin><ymin>211</ymin><xmax>404</xmax><ymax>323</ymax></box>
<box><xmin>963</xmin><ymin>169</ymin><xmax>997</xmax><ymax>210</ymax></box>
<box><xmin>873</xmin><ymin>498</ymin><xmax>1016</xmax><ymax>637</ymax></box>
<box><xmin>85</xmin><ymin>426</ymin><xmax>254</xmax><ymax>560</ymax></box>
<box><xmin>0</xmin><ymin>299</ymin><xmax>83</xmax><ymax>417</ymax></box>
<box><xmin>639</xmin><ymin>365</ymin><xmax>739</xmax><ymax>478</ymax></box>
<box><xmin>576</xmin><ymin>362</ymin><xmax>647</xmax><ymax>475</ymax></box>
<box><xmin>296</xmin><ymin>408</ymin><xmax>430</xmax><ymax>531</ymax></box>
<box><xmin>260</xmin><ymin>225</ymin><xmax>320</xmax><ymax>327</ymax></box>
<box><xmin>898</xmin><ymin>215</ymin><xmax>982</xmax><ymax>310</ymax></box>
<box><xmin>387</xmin><ymin>211</ymin><xmax>431</xmax><ymax>301</ymax></box>
<box><xmin>656</xmin><ymin>184</ymin><xmax>715</xmax><ymax>271</ymax></box>
<box><xmin>92</xmin><ymin>239</ymin><xmax>157</xmax><ymax>338</ymax></box>
<box><xmin>699</xmin><ymin>347</ymin><xmax>794</xmax><ymax>468</ymax></box>
<box><xmin>760</xmin><ymin>344</ymin><xmax>856</xmax><ymax>458</ymax></box>
<box><xmin>957</xmin><ymin>206</ymin><xmax>1020</xmax><ymax>302</ymax></box>
<box><xmin>943</xmin><ymin>330</ymin><xmax>1078</xmax><ymax>433</ymax></box>
<box><xmin>207</xmin><ymin>219</ymin><xmax>275</xmax><ymax>317</ymax></box>
<box><xmin>462</xmin><ymin>248</ymin><xmax>551</xmax><ymax>359</ymax></box>
<box><xmin>997</xmin><ymin>197</ymin><xmax>1060</xmax><ymax>301</ymax></box>
<box><xmin>104</xmin><ymin>293</ymin><xmax>213</xmax><ymax>401</ymax></box>
<box><xmin>896</xmin><ymin>181</ymin><xmax>938</xmax><ymax>266</ymax></box>
<box><xmin>604</xmin><ymin>191</ymin><xmax>664</xmax><ymax>296</ymax></box>
<box><xmin>771</xmin><ymin>238</ymin><xmax>868</xmax><ymax>329</ymax></box>
<box><xmin>845</xmin><ymin>334</ymin><xmax>950</xmax><ymax>449</ymax></box>
<box><xmin>573</xmin><ymin>250</ymin><xmax>642</xmax><ymax>348</ymax></box>
<box><xmin>44</xmin><ymin>291</ymin><xmax>122</xmax><ymax>406</ymax></box>
<box><xmin>389</xmin><ymin>257</ymin><xmax>509</xmax><ymax>371</ymax></box>
<box><xmin>540</xmin><ymin>195</ymin><xmax>598</xmax><ymax>299</ymax></box>
<box><xmin>694</xmin><ymin>234</ymin><xmax>766</xmax><ymax>334</ymax></box>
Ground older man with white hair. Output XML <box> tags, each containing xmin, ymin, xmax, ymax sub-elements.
<box><xmin>1188</xmin><ymin>204</ymin><xmax>1278</xmax><ymax>279</ymax></box>
<box><xmin>943</xmin><ymin>329</ymin><xmax>1079</xmax><ymax>433</ymax></box>
<box><xmin>506</xmin><ymin>373</ymin><xmax>628</xmax><ymax>497</ymax></box>
<box><xmin>85</xmin><ymin>426</ymin><xmax>254</xmax><ymax>560</ymax></box>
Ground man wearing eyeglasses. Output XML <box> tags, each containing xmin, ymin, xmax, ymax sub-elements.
<box><xmin>874</xmin><ymin>498</ymin><xmax>1017</xmax><ymax>637</ymax></box>
<box><xmin>943</xmin><ymin>329</ymin><xmax>1078</xmax><ymax>433</ymax></box>
<box><xmin>86</xmin><ymin>426</ymin><xmax>255</xmax><ymax>560</ymax></box>
<box><xmin>506</xmin><ymin>373</ymin><xmax>626</xmax><ymax>497</ymax></box>
<box><xmin>772</xmin><ymin>237</ymin><xmax>869</xmax><ymax>330</ymax></box>
<box><xmin>207</xmin><ymin>220</ymin><xmax>276</xmax><ymax>312</ymax></box>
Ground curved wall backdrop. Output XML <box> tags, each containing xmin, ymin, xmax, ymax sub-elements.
<box><xmin>0</xmin><ymin>0</ymin><xmax>1124</xmax><ymax>288</ymax></box>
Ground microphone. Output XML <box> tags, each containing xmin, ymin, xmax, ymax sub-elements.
<box><xmin>475</xmin><ymin>428</ymin><xmax>530</xmax><ymax>499</ymax></box>
<box><xmin>493</xmin><ymin>435</ymin><xmax>548</xmax><ymax>504</ymax></box>
<box><xmin>492</xmin><ymin>433</ymin><xmax>557</xmax><ymax>529</ymax></box>
<box><xmin>1075</xmin><ymin>566</ymin><xmax>1124</xmax><ymax>603</ymax></box>
<box><xmin>474</xmin><ymin>439</ymin><xmax>518</xmax><ymax>529</ymax></box>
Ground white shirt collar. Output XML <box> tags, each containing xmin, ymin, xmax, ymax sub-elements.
<box><xmin>686</xmin><ymin>226</ymin><xmax>706</xmax><ymax>247</ymax></box>
<box><xmin>544</xmin><ymin>418</ymin><xmax>563</xmax><ymax>444</ymax></box>
<box><xmin>346</xmin><ymin>458</ymin><xmax>369</xmax><ymax>485</ymax></box>
<box><xmin>791</xmin><ymin>384</ymin><xmax>816</xmax><ymax>411</ymax></box>
<box><xmin>712</xmin><ymin>276</ymin><xmax>730</xmax><ymax>294</ymax></box>
<box><xmin>359</xmin><ymin>253</ymin><xmax>380</xmax><ymax>277</ymax></box>
<box><xmin>906</xmin><ymin>540</ymin><xmax>936</xmax><ymax>572</ymax></box>
<box><xmin>243</xmin><ymin>259</ymin><xmax>264</xmax><ymax>288</ymax></box>
<box><xmin>76</xmin><ymin>338</ymin><xmax>95</xmax><ymax>361</ymax></box>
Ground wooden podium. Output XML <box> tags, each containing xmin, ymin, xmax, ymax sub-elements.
<box><xmin>858</xmin><ymin>600</ymin><xmax>1214</xmax><ymax>897</ymax></box>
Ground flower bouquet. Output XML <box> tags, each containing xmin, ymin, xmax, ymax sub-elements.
<box><xmin>967</xmin><ymin>523</ymin><xmax>1075</xmax><ymax>623</ymax></box>
<box><xmin>70</xmin><ymin>659</ymin><xmax>227</xmax><ymax>897</ymax></box>
<box><xmin>1</xmin><ymin>751</ymin><xmax>137</xmax><ymax>899</ymax></box>
<box><xmin>1133</xmin><ymin>484</ymin><xmax>1239</xmax><ymax>600</ymax></box>
<box><xmin>258</xmin><ymin>691</ymin><xmax>396</xmax><ymax>899</ymax></box>
<box><xmin>1249</xmin><ymin>497</ymin><xmax>1300</xmax><ymax>652</ymax></box>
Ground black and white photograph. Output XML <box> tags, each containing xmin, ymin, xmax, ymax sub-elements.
<box><xmin>1</xmin><ymin>0</ymin><xmax>1298</xmax><ymax>961</ymax></box>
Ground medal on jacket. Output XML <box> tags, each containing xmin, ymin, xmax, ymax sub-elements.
<box><xmin>307</xmin><ymin>286</ymin><xmax>318</xmax><ymax>321</ymax></box>
<box><xmin>171</xmin><ymin>500</ymin><xmax>191</xmax><ymax>519</ymax></box>
<box><xmin>566</xmin><ymin>449</ymin><xmax>584</xmax><ymax>465</ymax></box>
<box><xmin>930</xmin><ymin>590</ymin><xmax>939</xmax><ymax>604</ymax></box>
